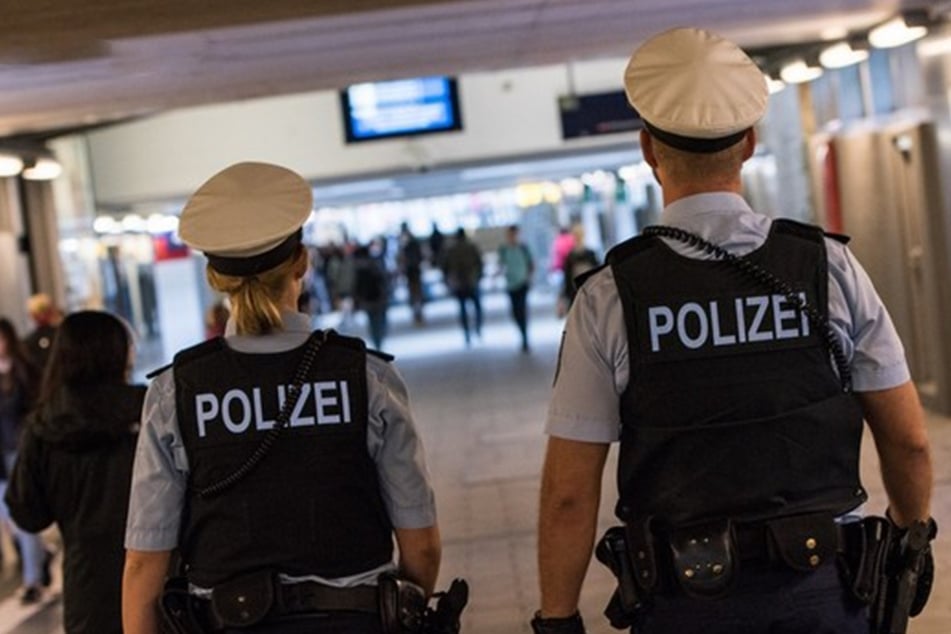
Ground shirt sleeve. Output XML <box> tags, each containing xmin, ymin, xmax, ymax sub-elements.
<box><xmin>365</xmin><ymin>357</ymin><xmax>437</xmax><ymax>529</ymax></box>
<box><xmin>546</xmin><ymin>271</ymin><xmax>627</xmax><ymax>443</ymax></box>
<box><xmin>124</xmin><ymin>370</ymin><xmax>189</xmax><ymax>551</ymax></box>
<box><xmin>826</xmin><ymin>239</ymin><xmax>911</xmax><ymax>391</ymax></box>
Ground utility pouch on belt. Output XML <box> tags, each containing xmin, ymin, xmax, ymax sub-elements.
<box><xmin>379</xmin><ymin>573</ymin><xmax>427</xmax><ymax>633</ymax></box>
<box><xmin>668</xmin><ymin>518</ymin><xmax>736</xmax><ymax>599</ymax></box>
<box><xmin>765</xmin><ymin>512</ymin><xmax>838</xmax><ymax>572</ymax></box>
<box><xmin>839</xmin><ymin>516</ymin><xmax>892</xmax><ymax>604</ymax></box>
<box><xmin>595</xmin><ymin>526</ymin><xmax>646</xmax><ymax>629</ymax></box>
<box><xmin>210</xmin><ymin>570</ymin><xmax>275</xmax><ymax>628</ymax></box>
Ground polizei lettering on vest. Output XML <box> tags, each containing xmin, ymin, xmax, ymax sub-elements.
<box><xmin>647</xmin><ymin>293</ymin><xmax>810</xmax><ymax>353</ymax></box>
<box><xmin>194</xmin><ymin>380</ymin><xmax>352</xmax><ymax>437</ymax></box>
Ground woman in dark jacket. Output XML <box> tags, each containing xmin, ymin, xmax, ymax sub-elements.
<box><xmin>5</xmin><ymin>311</ymin><xmax>145</xmax><ymax>634</ymax></box>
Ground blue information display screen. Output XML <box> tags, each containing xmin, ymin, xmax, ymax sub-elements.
<box><xmin>341</xmin><ymin>76</ymin><xmax>463</xmax><ymax>143</ymax></box>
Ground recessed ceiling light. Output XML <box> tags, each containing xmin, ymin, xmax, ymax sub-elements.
<box><xmin>869</xmin><ymin>17</ymin><xmax>928</xmax><ymax>49</ymax></box>
<box><xmin>22</xmin><ymin>158</ymin><xmax>62</xmax><ymax>181</ymax></box>
<box><xmin>0</xmin><ymin>154</ymin><xmax>23</xmax><ymax>177</ymax></box>
<box><xmin>819</xmin><ymin>42</ymin><xmax>870</xmax><ymax>69</ymax></box>
<box><xmin>780</xmin><ymin>59</ymin><xmax>824</xmax><ymax>84</ymax></box>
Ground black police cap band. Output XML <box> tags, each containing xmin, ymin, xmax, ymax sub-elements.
<box><xmin>205</xmin><ymin>228</ymin><xmax>304</xmax><ymax>276</ymax></box>
<box><xmin>643</xmin><ymin>120</ymin><xmax>749</xmax><ymax>154</ymax></box>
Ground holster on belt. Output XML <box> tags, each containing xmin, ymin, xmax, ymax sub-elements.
<box><xmin>158</xmin><ymin>577</ymin><xmax>211</xmax><ymax>634</ymax></box>
<box><xmin>595</xmin><ymin>518</ymin><xmax>655</xmax><ymax>630</ymax></box>
<box><xmin>379</xmin><ymin>572</ymin><xmax>427</xmax><ymax>633</ymax></box>
<box><xmin>839</xmin><ymin>516</ymin><xmax>892</xmax><ymax>605</ymax></box>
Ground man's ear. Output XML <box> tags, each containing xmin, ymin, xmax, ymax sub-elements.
<box><xmin>640</xmin><ymin>129</ymin><xmax>662</xmax><ymax>186</ymax></box>
<box><xmin>741</xmin><ymin>128</ymin><xmax>757</xmax><ymax>161</ymax></box>
<box><xmin>641</xmin><ymin>129</ymin><xmax>658</xmax><ymax>168</ymax></box>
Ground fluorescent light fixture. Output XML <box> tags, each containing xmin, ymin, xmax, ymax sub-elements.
<box><xmin>780</xmin><ymin>59</ymin><xmax>823</xmax><ymax>84</ymax></box>
<box><xmin>869</xmin><ymin>17</ymin><xmax>927</xmax><ymax>49</ymax></box>
<box><xmin>0</xmin><ymin>154</ymin><xmax>23</xmax><ymax>177</ymax></box>
<box><xmin>766</xmin><ymin>76</ymin><xmax>787</xmax><ymax>94</ymax></box>
<box><xmin>819</xmin><ymin>42</ymin><xmax>869</xmax><ymax>69</ymax></box>
<box><xmin>121</xmin><ymin>214</ymin><xmax>147</xmax><ymax>233</ymax></box>
<box><xmin>22</xmin><ymin>158</ymin><xmax>62</xmax><ymax>181</ymax></box>
<box><xmin>559</xmin><ymin>177</ymin><xmax>584</xmax><ymax>197</ymax></box>
<box><xmin>147</xmin><ymin>213</ymin><xmax>179</xmax><ymax>235</ymax></box>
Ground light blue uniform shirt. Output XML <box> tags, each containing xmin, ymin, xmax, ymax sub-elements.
<box><xmin>125</xmin><ymin>311</ymin><xmax>437</xmax><ymax>588</ymax></box>
<box><xmin>547</xmin><ymin>192</ymin><xmax>911</xmax><ymax>443</ymax></box>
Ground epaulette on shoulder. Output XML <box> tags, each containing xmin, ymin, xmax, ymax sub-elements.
<box><xmin>145</xmin><ymin>362</ymin><xmax>172</xmax><ymax>380</ymax></box>
<box><xmin>324</xmin><ymin>330</ymin><xmax>395</xmax><ymax>362</ymax></box>
<box><xmin>162</xmin><ymin>337</ymin><xmax>226</xmax><ymax>376</ymax></box>
<box><xmin>824</xmin><ymin>231</ymin><xmax>851</xmax><ymax>245</ymax></box>
<box><xmin>367</xmin><ymin>349</ymin><xmax>395</xmax><ymax>363</ymax></box>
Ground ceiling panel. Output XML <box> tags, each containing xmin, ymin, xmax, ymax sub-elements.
<box><xmin>0</xmin><ymin>0</ymin><xmax>937</xmax><ymax>138</ymax></box>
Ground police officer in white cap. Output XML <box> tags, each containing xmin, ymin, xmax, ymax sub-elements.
<box><xmin>122</xmin><ymin>162</ymin><xmax>442</xmax><ymax>634</ymax></box>
<box><xmin>534</xmin><ymin>28</ymin><xmax>934</xmax><ymax>633</ymax></box>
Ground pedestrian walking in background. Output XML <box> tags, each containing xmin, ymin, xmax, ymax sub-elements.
<box><xmin>442</xmin><ymin>228</ymin><xmax>484</xmax><ymax>347</ymax></box>
<box><xmin>23</xmin><ymin>293</ymin><xmax>63</xmax><ymax>370</ymax></box>
<box><xmin>399</xmin><ymin>222</ymin><xmax>426</xmax><ymax>325</ymax></box>
<box><xmin>0</xmin><ymin>318</ymin><xmax>50</xmax><ymax>604</ymax></box>
<box><xmin>354</xmin><ymin>240</ymin><xmax>391</xmax><ymax>350</ymax></box>
<box><xmin>6</xmin><ymin>311</ymin><xmax>145</xmax><ymax>634</ymax></box>
<box><xmin>497</xmin><ymin>225</ymin><xmax>534</xmax><ymax>353</ymax></box>
<box><xmin>559</xmin><ymin>224</ymin><xmax>599</xmax><ymax>315</ymax></box>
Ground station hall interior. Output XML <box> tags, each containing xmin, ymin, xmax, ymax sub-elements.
<box><xmin>1</xmin><ymin>0</ymin><xmax>951</xmax><ymax>632</ymax></box>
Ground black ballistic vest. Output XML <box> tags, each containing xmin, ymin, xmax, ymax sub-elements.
<box><xmin>608</xmin><ymin>220</ymin><xmax>866</xmax><ymax>528</ymax></box>
<box><xmin>173</xmin><ymin>332</ymin><xmax>393</xmax><ymax>587</ymax></box>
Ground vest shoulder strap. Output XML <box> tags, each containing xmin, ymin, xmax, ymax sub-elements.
<box><xmin>605</xmin><ymin>234</ymin><xmax>655</xmax><ymax>266</ymax></box>
<box><xmin>172</xmin><ymin>337</ymin><xmax>227</xmax><ymax>371</ymax></box>
<box><xmin>772</xmin><ymin>218</ymin><xmax>850</xmax><ymax>244</ymax></box>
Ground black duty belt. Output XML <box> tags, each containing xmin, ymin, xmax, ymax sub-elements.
<box><xmin>276</xmin><ymin>581</ymin><xmax>379</xmax><ymax>615</ymax></box>
<box><xmin>205</xmin><ymin>580</ymin><xmax>379</xmax><ymax>630</ymax></box>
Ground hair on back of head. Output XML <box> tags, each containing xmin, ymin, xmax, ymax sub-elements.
<box><xmin>40</xmin><ymin>310</ymin><xmax>131</xmax><ymax>403</ymax></box>
<box><xmin>206</xmin><ymin>244</ymin><xmax>306</xmax><ymax>336</ymax></box>
<box><xmin>651</xmin><ymin>134</ymin><xmax>749</xmax><ymax>185</ymax></box>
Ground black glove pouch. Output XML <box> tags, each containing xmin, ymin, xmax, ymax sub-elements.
<box><xmin>210</xmin><ymin>570</ymin><xmax>275</xmax><ymax>628</ymax></box>
<box><xmin>379</xmin><ymin>573</ymin><xmax>427</xmax><ymax>633</ymax></box>
<box><xmin>766</xmin><ymin>512</ymin><xmax>838</xmax><ymax>572</ymax></box>
<box><xmin>668</xmin><ymin>518</ymin><xmax>736</xmax><ymax>600</ymax></box>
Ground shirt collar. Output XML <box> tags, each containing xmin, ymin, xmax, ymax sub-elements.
<box><xmin>224</xmin><ymin>309</ymin><xmax>312</xmax><ymax>337</ymax></box>
<box><xmin>660</xmin><ymin>192</ymin><xmax>754</xmax><ymax>230</ymax></box>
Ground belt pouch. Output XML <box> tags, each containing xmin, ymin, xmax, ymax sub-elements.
<box><xmin>668</xmin><ymin>518</ymin><xmax>737</xmax><ymax>599</ymax></box>
<box><xmin>211</xmin><ymin>570</ymin><xmax>276</xmax><ymax>628</ymax></box>
<box><xmin>766</xmin><ymin>512</ymin><xmax>837</xmax><ymax>572</ymax></box>
<box><xmin>624</xmin><ymin>517</ymin><xmax>658</xmax><ymax>593</ymax></box>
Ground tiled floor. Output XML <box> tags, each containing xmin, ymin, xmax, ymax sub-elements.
<box><xmin>1</xmin><ymin>291</ymin><xmax>948</xmax><ymax>632</ymax></box>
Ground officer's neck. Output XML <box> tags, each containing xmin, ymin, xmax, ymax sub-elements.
<box><xmin>279</xmin><ymin>280</ymin><xmax>302</xmax><ymax>313</ymax></box>
<box><xmin>661</xmin><ymin>178</ymin><xmax>743</xmax><ymax>207</ymax></box>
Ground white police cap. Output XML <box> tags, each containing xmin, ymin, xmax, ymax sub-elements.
<box><xmin>624</xmin><ymin>27</ymin><xmax>768</xmax><ymax>153</ymax></box>
<box><xmin>179</xmin><ymin>162</ymin><xmax>313</xmax><ymax>276</ymax></box>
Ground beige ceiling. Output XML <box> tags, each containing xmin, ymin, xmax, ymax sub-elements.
<box><xmin>0</xmin><ymin>0</ymin><xmax>937</xmax><ymax>139</ymax></box>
